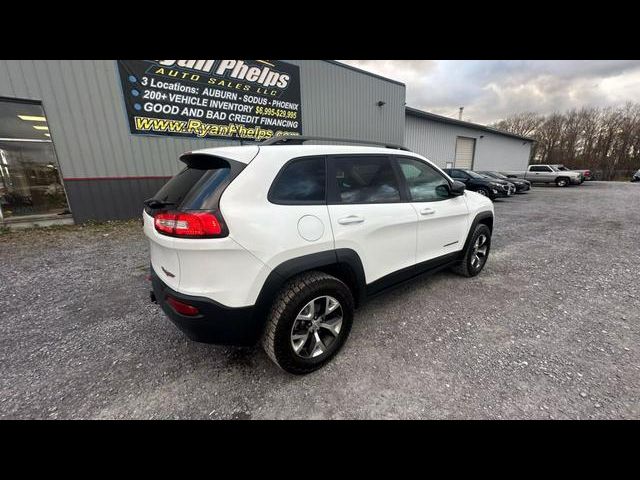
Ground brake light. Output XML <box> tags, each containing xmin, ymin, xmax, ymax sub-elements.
<box><xmin>154</xmin><ymin>211</ymin><xmax>223</xmax><ymax>238</ymax></box>
<box><xmin>165</xmin><ymin>295</ymin><xmax>200</xmax><ymax>316</ymax></box>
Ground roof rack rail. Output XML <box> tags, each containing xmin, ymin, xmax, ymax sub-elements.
<box><xmin>261</xmin><ymin>135</ymin><xmax>411</xmax><ymax>151</ymax></box>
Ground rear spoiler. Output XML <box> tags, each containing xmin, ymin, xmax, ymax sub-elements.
<box><xmin>179</xmin><ymin>153</ymin><xmax>231</xmax><ymax>170</ymax></box>
<box><xmin>179</xmin><ymin>145</ymin><xmax>260</xmax><ymax>167</ymax></box>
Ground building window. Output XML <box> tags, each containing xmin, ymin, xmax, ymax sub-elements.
<box><xmin>0</xmin><ymin>98</ymin><xmax>69</xmax><ymax>221</ymax></box>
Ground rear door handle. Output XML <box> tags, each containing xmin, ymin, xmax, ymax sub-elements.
<box><xmin>420</xmin><ymin>207</ymin><xmax>436</xmax><ymax>215</ymax></box>
<box><xmin>337</xmin><ymin>215</ymin><xmax>365</xmax><ymax>225</ymax></box>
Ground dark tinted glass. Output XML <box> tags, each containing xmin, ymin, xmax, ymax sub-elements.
<box><xmin>398</xmin><ymin>158</ymin><xmax>449</xmax><ymax>201</ymax></box>
<box><xmin>530</xmin><ymin>165</ymin><xmax>549</xmax><ymax>172</ymax></box>
<box><xmin>152</xmin><ymin>163</ymin><xmax>232</xmax><ymax>211</ymax></box>
<box><xmin>181</xmin><ymin>168</ymin><xmax>231</xmax><ymax>209</ymax></box>
<box><xmin>332</xmin><ymin>156</ymin><xmax>400</xmax><ymax>204</ymax></box>
<box><xmin>152</xmin><ymin>168</ymin><xmax>208</xmax><ymax>207</ymax></box>
<box><xmin>269</xmin><ymin>156</ymin><xmax>326</xmax><ymax>203</ymax></box>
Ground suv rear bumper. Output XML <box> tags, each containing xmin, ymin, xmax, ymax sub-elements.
<box><xmin>150</xmin><ymin>268</ymin><xmax>262</xmax><ymax>346</ymax></box>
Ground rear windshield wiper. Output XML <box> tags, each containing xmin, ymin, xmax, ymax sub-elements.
<box><xmin>144</xmin><ymin>198</ymin><xmax>176</xmax><ymax>209</ymax></box>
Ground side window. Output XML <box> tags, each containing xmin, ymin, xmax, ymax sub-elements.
<box><xmin>530</xmin><ymin>165</ymin><xmax>551</xmax><ymax>172</ymax></box>
<box><xmin>269</xmin><ymin>156</ymin><xmax>326</xmax><ymax>204</ymax></box>
<box><xmin>397</xmin><ymin>158</ymin><xmax>450</xmax><ymax>202</ymax></box>
<box><xmin>331</xmin><ymin>156</ymin><xmax>401</xmax><ymax>204</ymax></box>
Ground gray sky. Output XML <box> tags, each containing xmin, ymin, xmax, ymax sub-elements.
<box><xmin>340</xmin><ymin>60</ymin><xmax>640</xmax><ymax>125</ymax></box>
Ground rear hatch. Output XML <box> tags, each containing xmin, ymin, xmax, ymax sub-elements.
<box><xmin>143</xmin><ymin>146</ymin><xmax>257</xmax><ymax>290</ymax></box>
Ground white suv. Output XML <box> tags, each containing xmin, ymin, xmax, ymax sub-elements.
<box><xmin>143</xmin><ymin>136</ymin><xmax>494</xmax><ymax>374</ymax></box>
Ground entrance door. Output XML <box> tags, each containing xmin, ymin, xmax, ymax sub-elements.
<box><xmin>454</xmin><ymin>136</ymin><xmax>476</xmax><ymax>169</ymax></box>
<box><xmin>0</xmin><ymin>98</ymin><xmax>69</xmax><ymax>222</ymax></box>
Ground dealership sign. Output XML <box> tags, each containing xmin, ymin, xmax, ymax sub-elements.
<box><xmin>116</xmin><ymin>60</ymin><xmax>302</xmax><ymax>141</ymax></box>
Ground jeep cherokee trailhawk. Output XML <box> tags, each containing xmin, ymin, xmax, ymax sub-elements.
<box><xmin>144</xmin><ymin>136</ymin><xmax>494</xmax><ymax>374</ymax></box>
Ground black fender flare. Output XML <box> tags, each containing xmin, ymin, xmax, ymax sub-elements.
<box><xmin>461</xmin><ymin>211</ymin><xmax>494</xmax><ymax>255</ymax></box>
<box><xmin>252</xmin><ymin>248</ymin><xmax>367</xmax><ymax>328</ymax></box>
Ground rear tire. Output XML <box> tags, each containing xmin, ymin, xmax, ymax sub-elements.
<box><xmin>451</xmin><ymin>224</ymin><xmax>492</xmax><ymax>277</ymax></box>
<box><xmin>556</xmin><ymin>177</ymin><xmax>569</xmax><ymax>187</ymax></box>
<box><xmin>262</xmin><ymin>271</ymin><xmax>354</xmax><ymax>374</ymax></box>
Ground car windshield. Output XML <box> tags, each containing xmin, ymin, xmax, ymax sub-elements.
<box><xmin>549</xmin><ymin>165</ymin><xmax>561</xmax><ymax>172</ymax></box>
<box><xmin>467</xmin><ymin>170</ymin><xmax>488</xmax><ymax>179</ymax></box>
<box><xmin>484</xmin><ymin>172</ymin><xmax>508</xmax><ymax>180</ymax></box>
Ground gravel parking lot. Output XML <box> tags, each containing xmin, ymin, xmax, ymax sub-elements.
<box><xmin>1</xmin><ymin>181</ymin><xmax>639</xmax><ymax>419</ymax></box>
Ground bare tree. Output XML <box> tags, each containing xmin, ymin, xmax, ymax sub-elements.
<box><xmin>490</xmin><ymin>104</ymin><xmax>640</xmax><ymax>180</ymax></box>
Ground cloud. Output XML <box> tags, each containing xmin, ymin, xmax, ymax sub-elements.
<box><xmin>339</xmin><ymin>60</ymin><xmax>640</xmax><ymax>124</ymax></box>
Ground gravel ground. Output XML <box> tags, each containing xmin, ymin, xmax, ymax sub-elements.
<box><xmin>1</xmin><ymin>181</ymin><xmax>639</xmax><ymax>419</ymax></box>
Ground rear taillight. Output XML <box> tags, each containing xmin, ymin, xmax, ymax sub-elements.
<box><xmin>165</xmin><ymin>295</ymin><xmax>200</xmax><ymax>316</ymax></box>
<box><xmin>154</xmin><ymin>211</ymin><xmax>223</xmax><ymax>238</ymax></box>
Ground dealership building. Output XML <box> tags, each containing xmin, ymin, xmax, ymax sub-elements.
<box><xmin>0</xmin><ymin>60</ymin><xmax>533</xmax><ymax>226</ymax></box>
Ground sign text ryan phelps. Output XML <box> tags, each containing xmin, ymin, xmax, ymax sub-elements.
<box><xmin>116</xmin><ymin>60</ymin><xmax>303</xmax><ymax>140</ymax></box>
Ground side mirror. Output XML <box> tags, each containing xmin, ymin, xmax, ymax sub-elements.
<box><xmin>449</xmin><ymin>180</ymin><xmax>466</xmax><ymax>196</ymax></box>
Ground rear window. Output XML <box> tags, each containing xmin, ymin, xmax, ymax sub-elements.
<box><xmin>148</xmin><ymin>155</ymin><xmax>239</xmax><ymax>212</ymax></box>
<box><xmin>151</xmin><ymin>168</ymin><xmax>209</xmax><ymax>207</ymax></box>
<box><xmin>181</xmin><ymin>168</ymin><xmax>231</xmax><ymax>209</ymax></box>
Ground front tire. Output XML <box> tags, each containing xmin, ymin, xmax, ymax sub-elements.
<box><xmin>556</xmin><ymin>177</ymin><xmax>569</xmax><ymax>187</ymax></box>
<box><xmin>262</xmin><ymin>271</ymin><xmax>354</xmax><ymax>374</ymax></box>
<box><xmin>451</xmin><ymin>224</ymin><xmax>492</xmax><ymax>277</ymax></box>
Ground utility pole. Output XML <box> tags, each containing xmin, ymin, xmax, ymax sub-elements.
<box><xmin>459</xmin><ymin>107</ymin><xmax>464</xmax><ymax>120</ymax></box>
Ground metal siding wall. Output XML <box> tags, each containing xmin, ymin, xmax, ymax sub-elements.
<box><xmin>474</xmin><ymin>134</ymin><xmax>532</xmax><ymax>171</ymax></box>
<box><xmin>64</xmin><ymin>178</ymin><xmax>169</xmax><ymax>222</ymax></box>
<box><xmin>404</xmin><ymin>113</ymin><xmax>531</xmax><ymax>171</ymax></box>
<box><xmin>0</xmin><ymin>60</ymin><xmax>405</xmax><ymax>221</ymax></box>
<box><xmin>0</xmin><ymin>60</ymin><xmax>240</xmax><ymax>180</ymax></box>
<box><xmin>285</xmin><ymin>61</ymin><xmax>405</xmax><ymax>144</ymax></box>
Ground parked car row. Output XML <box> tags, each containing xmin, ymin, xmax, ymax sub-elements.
<box><xmin>631</xmin><ymin>169</ymin><xmax>640</xmax><ymax>182</ymax></box>
<box><xmin>443</xmin><ymin>168</ymin><xmax>531</xmax><ymax>200</ymax></box>
<box><xmin>444</xmin><ymin>163</ymin><xmax>597</xmax><ymax>200</ymax></box>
